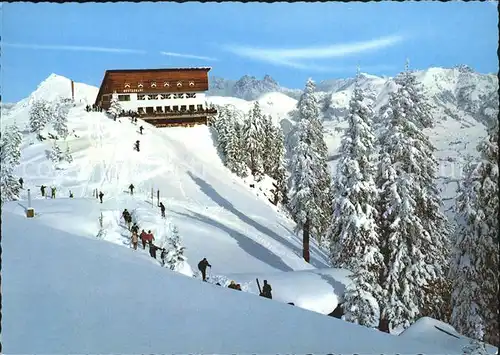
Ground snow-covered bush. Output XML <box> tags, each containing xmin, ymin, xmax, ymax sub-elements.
<box><xmin>163</xmin><ymin>225</ymin><xmax>186</xmax><ymax>271</ymax></box>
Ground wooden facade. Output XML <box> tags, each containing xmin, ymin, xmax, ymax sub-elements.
<box><xmin>95</xmin><ymin>67</ymin><xmax>215</xmax><ymax>128</ymax></box>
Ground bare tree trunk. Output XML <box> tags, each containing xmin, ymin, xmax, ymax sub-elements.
<box><xmin>303</xmin><ymin>216</ymin><xmax>311</xmax><ymax>263</ymax></box>
<box><xmin>378</xmin><ymin>316</ymin><xmax>390</xmax><ymax>333</ymax></box>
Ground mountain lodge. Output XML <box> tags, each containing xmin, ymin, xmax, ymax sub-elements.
<box><xmin>94</xmin><ymin>67</ymin><xmax>217</xmax><ymax>127</ymax></box>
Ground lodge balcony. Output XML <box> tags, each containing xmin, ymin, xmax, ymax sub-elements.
<box><xmin>135</xmin><ymin>108</ymin><xmax>217</xmax><ymax>127</ymax></box>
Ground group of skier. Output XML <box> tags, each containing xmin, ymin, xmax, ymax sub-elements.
<box><xmin>39</xmin><ymin>184</ymin><xmax>58</xmax><ymax>199</ymax></box>
<box><xmin>85</xmin><ymin>104</ymin><xmax>103</xmax><ymax>112</ymax></box>
<box><xmin>122</xmin><ymin>209</ymin><xmax>167</xmax><ymax>263</ymax></box>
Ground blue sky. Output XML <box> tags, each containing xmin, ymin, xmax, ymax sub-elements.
<box><xmin>2</xmin><ymin>1</ymin><xmax>498</xmax><ymax>102</ymax></box>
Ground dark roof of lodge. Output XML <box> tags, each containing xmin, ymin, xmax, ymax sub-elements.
<box><xmin>105</xmin><ymin>67</ymin><xmax>212</xmax><ymax>73</ymax></box>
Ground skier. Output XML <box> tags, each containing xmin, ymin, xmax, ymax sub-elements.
<box><xmin>197</xmin><ymin>258</ymin><xmax>211</xmax><ymax>282</ymax></box>
<box><xmin>98</xmin><ymin>191</ymin><xmax>104</xmax><ymax>204</ymax></box>
<box><xmin>236</xmin><ymin>284</ymin><xmax>242</xmax><ymax>291</ymax></box>
<box><xmin>147</xmin><ymin>230</ymin><xmax>155</xmax><ymax>244</ymax></box>
<box><xmin>159</xmin><ymin>202</ymin><xmax>166</xmax><ymax>218</ymax></box>
<box><xmin>131</xmin><ymin>222</ymin><xmax>139</xmax><ymax>235</ymax></box>
<box><xmin>129</xmin><ymin>184</ymin><xmax>135</xmax><ymax>195</ymax></box>
<box><xmin>40</xmin><ymin>185</ymin><xmax>46</xmax><ymax>197</ymax></box>
<box><xmin>122</xmin><ymin>209</ymin><xmax>132</xmax><ymax>230</ymax></box>
<box><xmin>228</xmin><ymin>281</ymin><xmax>238</xmax><ymax>290</ymax></box>
<box><xmin>140</xmin><ymin>229</ymin><xmax>147</xmax><ymax>249</ymax></box>
<box><xmin>149</xmin><ymin>242</ymin><xmax>162</xmax><ymax>259</ymax></box>
<box><xmin>160</xmin><ymin>248</ymin><xmax>167</xmax><ymax>266</ymax></box>
<box><xmin>139</xmin><ymin>126</ymin><xmax>144</xmax><ymax>135</ymax></box>
<box><xmin>134</xmin><ymin>140</ymin><xmax>140</xmax><ymax>152</ymax></box>
<box><xmin>19</xmin><ymin>177</ymin><xmax>24</xmax><ymax>189</ymax></box>
<box><xmin>51</xmin><ymin>186</ymin><xmax>56</xmax><ymax>199</ymax></box>
<box><xmin>261</xmin><ymin>280</ymin><xmax>272</xmax><ymax>299</ymax></box>
<box><xmin>69</xmin><ymin>190</ymin><xmax>74</xmax><ymax>198</ymax></box>
<box><xmin>131</xmin><ymin>230</ymin><xmax>138</xmax><ymax>250</ymax></box>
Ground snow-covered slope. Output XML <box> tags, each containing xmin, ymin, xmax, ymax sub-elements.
<box><xmin>4</xmin><ymin>207</ymin><xmax>496</xmax><ymax>354</ymax></box>
<box><xmin>2</xmin><ymin>74</ymin><xmax>346</xmax><ymax>315</ymax></box>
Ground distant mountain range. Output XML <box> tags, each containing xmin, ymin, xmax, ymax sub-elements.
<box><xmin>208</xmin><ymin>65</ymin><xmax>498</xmax><ymax>128</ymax></box>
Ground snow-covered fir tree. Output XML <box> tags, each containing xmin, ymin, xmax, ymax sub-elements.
<box><xmin>225</xmin><ymin>119</ymin><xmax>248</xmax><ymax>177</ymax></box>
<box><xmin>107</xmin><ymin>94</ymin><xmax>122</xmax><ymax>118</ymax></box>
<box><xmin>49</xmin><ymin>141</ymin><xmax>64</xmax><ymax>163</ymax></box>
<box><xmin>3</xmin><ymin>122</ymin><xmax>23</xmax><ymax>168</ymax></box>
<box><xmin>375</xmin><ymin>64</ymin><xmax>451</xmax><ymax>332</ymax></box>
<box><xmin>243</xmin><ymin>101</ymin><xmax>265</xmax><ymax>180</ymax></box>
<box><xmin>269</xmin><ymin>125</ymin><xmax>288</xmax><ymax>205</ymax></box>
<box><xmin>450</xmin><ymin>121</ymin><xmax>499</xmax><ymax>347</ymax></box>
<box><xmin>64</xmin><ymin>143</ymin><xmax>74</xmax><ymax>164</ymax></box>
<box><xmin>262</xmin><ymin>114</ymin><xmax>276</xmax><ymax>174</ymax></box>
<box><xmin>0</xmin><ymin>125</ymin><xmax>23</xmax><ymax>204</ymax></box>
<box><xmin>288</xmin><ymin>78</ymin><xmax>332</xmax><ymax>262</ymax></box>
<box><xmin>164</xmin><ymin>225</ymin><xmax>187</xmax><ymax>271</ymax></box>
<box><xmin>29</xmin><ymin>99</ymin><xmax>53</xmax><ymax>140</ymax></box>
<box><xmin>213</xmin><ymin>105</ymin><xmax>233</xmax><ymax>157</ymax></box>
<box><xmin>328</xmin><ymin>72</ymin><xmax>383</xmax><ymax>327</ymax></box>
<box><xmin>52</xmin><ymin>98</ymin><xmax>70</xmax><ymax>139</ymax></box>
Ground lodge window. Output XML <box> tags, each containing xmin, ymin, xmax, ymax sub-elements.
<box><xmin>102</xmin><ymin>95</ymin><xmax>110</xmax><ymax>101</ymax></box>
<box><xmin>138</xmin><ymin>94</ymin><xmax>146</xmax><ymax>100</ymax></box>
<box><xmin>189</xmin><ymin>105</ymin><xmax>195</xmax><ymax>111</ymax></box>
<box><xmin>173</xmin><ymin>93</ymin><xmax>184</xmax><ymax>99</ymax></box>
<box><xmin>138</xmin><ymin>83</ymin><xmax>144</xmax><ymax>88</ymax></box>
<box><xmin>148</xmin><ymin>94</ymin><xmax>158</xmax><ymax>100</ymax></box>
<box><xmin>180</xmin><ymin>105</ymin><xmax>187</xmax><ymax>111</ymax></box>
<box><xmin>124</xmin><ymin>83</ymin><xmax>131</xmax><ymax>89</ymax></box>
<box><xmin>165</xmin><ymin>106</ymin><xmax>171</xmax><ymax>112</ymax></box>
<box><xmin>146</xmin><ymin>107</ymin><xmax>154</xmax><ymax>114</ymax></box>
<box><xmin>197</xmin><ymin>104</ymin><xmax>203</xmax><ymax>110</ymax></box>
<box><xmin>138</xmin><ymin>107</ymin><xmax>145</xmax><ymax>113</ymax></box>
<box><xmin>118</xmin><ymin>95</ymin><xmax>130</xmax><ymax>101</ymax></box>
<box><xmin>156</xmin><ymin>106</ymin><xmax>163</xmax><ymax>112</ymax></box>
<box><xmin>164</xmin><ymin>82</ymin><xmax>170</xmax><ymax>87</ymax></box>
<box><xmin>177</xmin><ymin>81</ymin><xmax>182</xmax><ymax>87</ymax></box>
<box><xmin>173</xmin><ymin>105</ymin><xmax>179</xmax><ymax>111</ymax></box>
<box><xmin>186</xmin><ymin>93</ymin><xmax>196</xmax><ymax>98</ymax></box>
<box><xmin>189</xmin><ymin>81</ymin><xmax>195</xmax><ymax>87</ymax></box>
<box><xmin>160</xmin><ymin>94</ymin><xmax>171</xmax><ymax>100</ymax></box>
<box><xmin>151</xmin><ymin>82</ymin><xmax>157</xmax><ymax>88</ymax></box>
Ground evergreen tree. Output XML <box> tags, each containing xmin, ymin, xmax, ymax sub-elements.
<box><xmin>262</xmin><ymin>114</ymin><xmax>276</xmax><ymax>174</ymax></box>
<box><xmin>107</xmin><ymin>94</ymin><xmax>122</xmax><ymax>117</ymax></box>
<box><xmin>269</xmin><ymin>126</ymin><xmax>288</xmax><ymax>205</ymax></box>
<box><xmin>29</xmin><ymin>99</ymin><xmax>53</xmax><ymax>140</ymax></box>
<box><xmin>376</xmin><ymin>64</ymin><xmax>451</xmax><ymax>332</ymax></box>
<box><xmin>64</xmin><ymin>143</ymin><xmax>74</xmax><ymax>164</ymax></box>
<box><xmin>213</xmin><ymin>105</ymin><xmax>233</xmax><ymax>157</ymax></box>
<box><xmin>225</xmin><ymin>119</ymin><xmax>248</xmax><ymax>177</ymax></box>
<box><xmin>49</xmin><ymin>141</ymin><xmax>63</xmax><ymax>163</ymax></box>
<box><xmin>165</xmin><ymin>225</ymin><xmax>187</xmax><ymax>271</ymax></box>
<box><xmin>243</xmin><ymin>101</ymin><xmax>265</xmax><ymax>180</ymax></box>
<box><xmin>288</xmin><ymin>78</ymin><xmax>332</xmax><ymax>262</ymax></box>
<box><xmin>0</xmin><ymin>127</ymin><xmax>22</xmax><ymax>204</ymax></box>
<box><xmin>450</xmin><ymin>122</ymin><xmax>499</xmax><ymax>347</ymax></box>
<box><xmin>328</xmin><ymin>72</ymin><xmax>383</xmax><ymax>327</ymax></box>
<box><xmin>52</xmin><ymin>98</ymin><xmax>70</xmax><ymax>139</ymax></box>
<box><xmin>3</xmin><ymin>122</ymin><xmax>23</xmax><ymax>167</ymax></box>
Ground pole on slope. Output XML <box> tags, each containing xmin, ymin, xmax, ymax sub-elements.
<box><xmin>151</xmin><ymin>187</ymin><xmax>154</xmax><ymax>207</ymax></box>
<box><xmin>157</xmin><ymin>190</ymin><xmax>160</xmax><ymax>207</ymax></box>
<box><xmin>26</xmin><ymin>189</ymin><xmax>35</xmax><ymax>218</ymax></box>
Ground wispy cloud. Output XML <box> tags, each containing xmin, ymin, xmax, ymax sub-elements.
<box><xmin>160</xmin><ymin>51</ymin><xmax>218</xmax><ymax>61</ymax></box>
<box><xmin>2</xmin><ymin>42</ymin><xmax>146</xmax><ymax>54</ymax></box>
<box><xmin>221</xmin><ymin>35</ymin><xmax>404</xmax><ymax>71</ymax></box>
